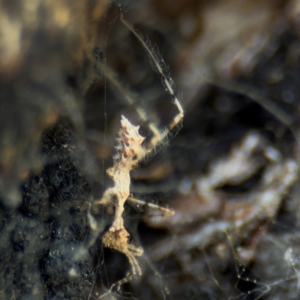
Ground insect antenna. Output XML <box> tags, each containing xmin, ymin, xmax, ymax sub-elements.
<box><xmin>120</xmin><ymin>13</ymin><xmax>184</xmax><ymax>133</ymax></box>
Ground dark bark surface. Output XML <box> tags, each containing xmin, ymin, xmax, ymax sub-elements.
<box><xmin>1</xmin><ymin>1</ymin><xmax>300</xmax><ymax>299</ymax></box>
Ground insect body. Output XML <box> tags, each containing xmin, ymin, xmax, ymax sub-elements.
<box><xmin>92</xmin><ymin>12</ymin><xmax>184</xmax><ymax>276</ymax></box>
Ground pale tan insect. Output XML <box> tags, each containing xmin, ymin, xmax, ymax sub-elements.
<box><xmin>90</xmin><ymin>13</ymin><xmax>184</xmax><ymax>276</ymax></box>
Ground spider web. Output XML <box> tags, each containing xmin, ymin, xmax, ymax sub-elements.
<box><xmin>87</xmin><ymin>2</ymin><xmax>300</xmax><ymax>299</ymax></box>
<box><xmin>0</xmin><ymin>1</ymin><xmax>299</xmax><ymax>299</ymax></box>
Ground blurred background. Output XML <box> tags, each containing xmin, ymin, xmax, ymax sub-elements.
<box><xmin>1</xmin><ymin>0</ymin><xmax>300</xmax><ymax>299</ymax></box>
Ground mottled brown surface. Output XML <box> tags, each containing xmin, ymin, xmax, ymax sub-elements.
<box><xmin>2</xmin><ymin>0</ymin><xmax>300</xmax><ymax>299</ymax></box>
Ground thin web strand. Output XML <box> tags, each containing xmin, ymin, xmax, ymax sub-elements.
<box><xmin>94</xmin><ymin>47</ymin><xmax>162</xmax><ymax>140</ymax></box>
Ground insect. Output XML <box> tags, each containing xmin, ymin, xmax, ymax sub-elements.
<box><xmin>89</xmin><ymin>12</ymin><xmax>184</xmax><ymax>277</ymax></box>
